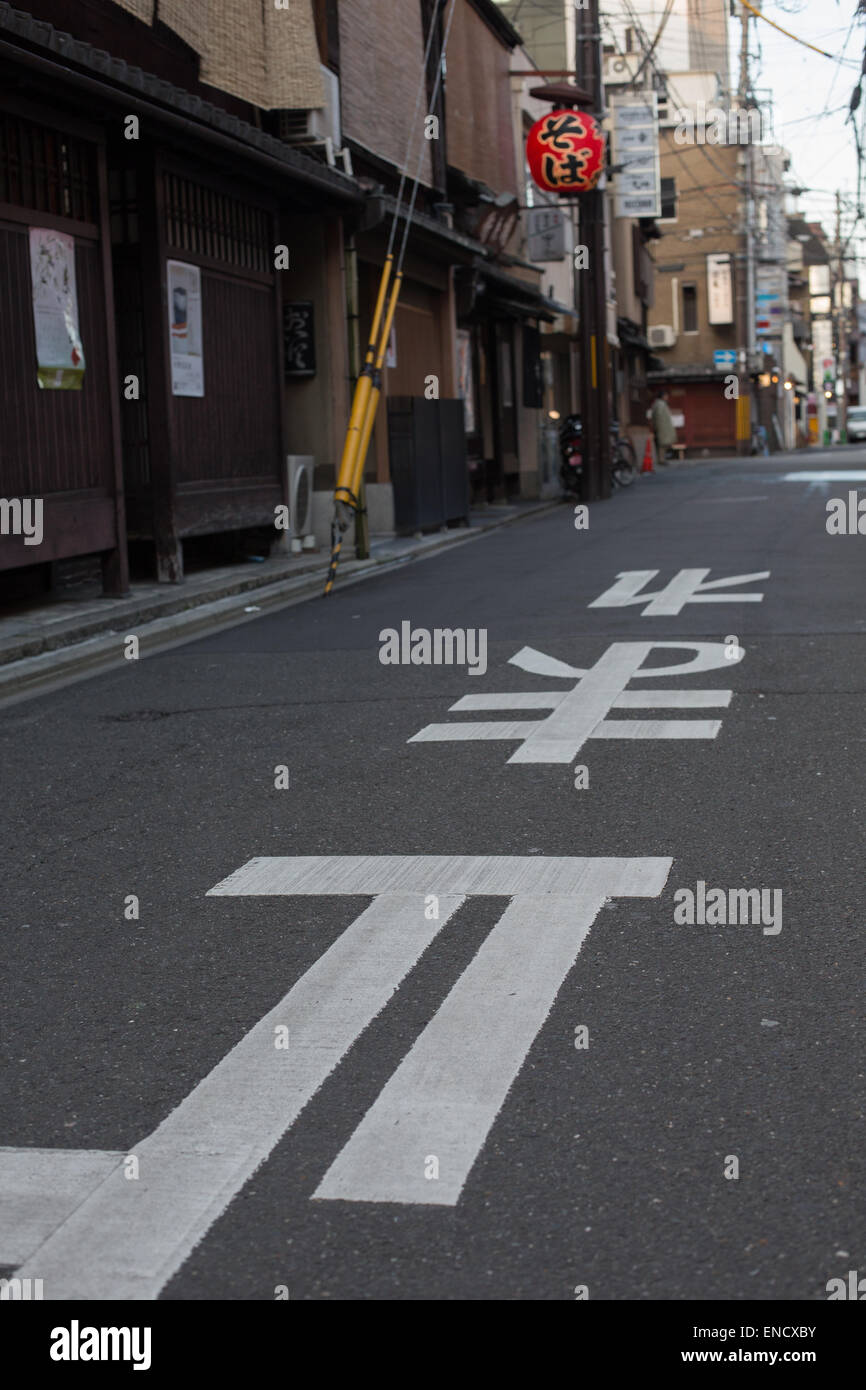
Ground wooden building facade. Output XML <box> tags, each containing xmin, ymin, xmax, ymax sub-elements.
<box><xmin>0</xmin><ymin>0</ymin><xmax>360</xmax><ymax>595</ymax></box>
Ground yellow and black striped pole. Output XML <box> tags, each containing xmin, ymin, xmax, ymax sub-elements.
<box><xmin>324</xmin><ymin>256</ymin><xmax>394</xmax><ymax>597</ymax></box>
<box><xmin>323</xmin><ymin>0</ymin><xmax>458</xmax><ymax>598</ymax></box>
<box><xmin>332</xmin><ymin>254</ymin><xmax>393</xmax><ymax>515</ymax></box>
<box><xmin>346</xmin><ymin>270</ymin><xmax>403</xmax><ymax>509</ymax></box>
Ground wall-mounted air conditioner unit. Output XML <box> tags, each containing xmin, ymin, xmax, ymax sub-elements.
<box><xmin>603</xmin><ymin>53</ymin><xmax>641</xmax><ymax>86</ymax></box>
<box><xmin>277</xmin><ymin>67</ymin><xmax>353</xmax><ymax>174</ymax></box>
<box><xmin>287</xmin><ymin>455</ymin><xmax>315</xmax><ymax>551</ymax></box>
<box><xmin>649</xmin><ymin>325</ymin><xmax>677</xmax><ymax>349</ymax></box>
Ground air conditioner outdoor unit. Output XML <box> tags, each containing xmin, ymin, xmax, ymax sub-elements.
<box><xmin>287</xmin><ymin>455</ymin><xmax>315</xmax><ymax>551</ymax></box>
<box><xmin>276</xmin><ymin>67</ymin><xmax>353</xmax><ymax>173</ymax></box>
<box><xmin>649</xmin><ymin>325</ymin><xmax>677</xmax><ymax>349</ymax></box>
<box><xmin>603</xmin><ymin>53</ymin><xmax>640</xmax><ymax>84</ymax></box>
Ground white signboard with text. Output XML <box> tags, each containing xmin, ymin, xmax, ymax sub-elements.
<box><xmin>612</xmin><ymin>94</ymin><xmax>661</xmax><ymax>220</ymax></box>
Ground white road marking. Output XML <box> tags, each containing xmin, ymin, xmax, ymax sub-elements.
<box><xmin>593</xmin><ymin>719</ymin><xmax>722</xmax><ymax>739</ymax></box>
<box><xmin>588</xmin><ymin>569</ymin><xmax>769</xmax><ymax>616</ymax></box>
<box><xmin>207</xmin><ymin>855</ymin><xmax>665</xmax><ymax>897</ymax></box>
<box><xmin>0</xmin><ymin>1148</ymin><xmax>124</xmax><ymax>1265</ymax></box>
<box><xmin>613</xmin><ymin>690</ymin><xmax>732</xmax><ymax>708</ymax></box>
<box><xmin>782</xmin><ymin>471</ymin><xmax>866</xmax><ymax>481</ymax></box>
<box><xmin>12</xmin><ymin>886</ymin><xmax>465</xmax><ymax>1299</ymax></box>
<box><xmin>315</xmin><ymin>857</ymin><xmax>671</xmax><ymax>1205</ymax></box>
<box><xmin>509</xmin><ymin>646</ymin><xmax>586</xmax><ymax>678</ymax></box>
<box><xmin>410</xmin><ymin>641</ymin><xmax>742</xmax><ymax>764</ymax></box>
<box><xmin>8</xmin><ymin>855</ymin><xmax>672</xmax><ymax>1288</ymax></box>
<box><xmin>453</xmin><ymin>691</ymin><xmax>567</xmax><ymax>710</ymax></box>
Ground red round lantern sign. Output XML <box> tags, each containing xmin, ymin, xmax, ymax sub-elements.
<box><xmin>526</xmin><ymin>109</ymin><xmax>605</xmax><ymax>194</ymax></box>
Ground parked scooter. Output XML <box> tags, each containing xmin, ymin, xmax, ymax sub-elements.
<box><xmin>559</xmin><ymin>414</ymin><xmax>638</xmax><ymax>496</ymax></box>
<box><xmin>558</xmin><ymin>414</ymin><xmax>583</xmax><ymax>496</ymax></box>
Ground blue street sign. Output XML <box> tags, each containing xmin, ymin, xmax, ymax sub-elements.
<box><xmin>713</xmin><ymin>350</ymin><xmax>737</xmax><ymax>370</ymax></box>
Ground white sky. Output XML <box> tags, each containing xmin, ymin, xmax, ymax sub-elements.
<box><xmin>500</xmin><ymin>3</ymin><xmax>866</xmax><ymax>261</ymax></box>
<box><xmin>730</xmin><ymin>1</ymin><xmax>865</xmax><ymax>257</ymax></box>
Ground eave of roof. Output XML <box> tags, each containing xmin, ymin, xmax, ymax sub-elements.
<box><xmin>0</xmin><ymin>1</ymin><xmax>362</xmax><ymax>202</ymax></box>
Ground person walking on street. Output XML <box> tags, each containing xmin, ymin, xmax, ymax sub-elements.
<box><xmin>650</xmin><ymin>388</ymin><xmax>677</xmax><ymax>465</ymax></box>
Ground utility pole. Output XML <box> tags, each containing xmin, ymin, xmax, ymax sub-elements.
<box><xmin>575</xmin><ymin>0</ymin><xmax>611</xmax><ymax>501</ymax></box>
<box><xmin>739</xmin><ymin>2</ymin><xmax>757</xmax><ymax>453</ymax></box>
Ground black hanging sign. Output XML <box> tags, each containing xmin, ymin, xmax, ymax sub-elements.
<box><xmin>283</xmin><ymin>299</ymin><xmax>316</xmax><ymax>378</ymax></box>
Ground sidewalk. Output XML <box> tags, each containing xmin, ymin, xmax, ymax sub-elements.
<box><xmin>0</xmin><ymin>500</ymin><xmax>558</xmax><ymax>702</ymax></box>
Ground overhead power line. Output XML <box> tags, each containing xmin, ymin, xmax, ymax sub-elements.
<box><xmin>738</xmin><ymin>0</ymin><xmax>860</xmax><ymax>65</ymax></box>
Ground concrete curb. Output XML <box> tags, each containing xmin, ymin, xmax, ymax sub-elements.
<box><xmin>0</xmin><ymin>500</ymin><xmax>561</xmax><ymax>704</ymax></box>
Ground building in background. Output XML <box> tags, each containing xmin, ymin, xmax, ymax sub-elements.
<box><xmin>497</xmin><ymin>0</ymin><xmax>661</xmax><ymax>463</ymax></box>
<box><xmin>1</xmin><ymin>0</ymin><xmax>563</xmax><ymax>602</ymax></box>
<box><xmin>601</xmin><ymin>0</ymin><xmax>742</xmax><ymax>454</ymax></box>
<box><xmin>0</xmin><ymin>0</ymin><xmax>358</xmax><ymax>595</ymax></box>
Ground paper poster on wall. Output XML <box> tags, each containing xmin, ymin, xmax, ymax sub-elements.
<box><xmin>456</xmin><ymin>329</ymin><xmax>476</xmax><ymax>433</ymax></box>
<box><xmin>386</xmin><ymin>325</ymin><xmax>397</xmax><ymax>369</ymax></box>
<box><xmin>29</xmin><ymin>228</ymin><xmax>85</xmax><ymax>390</ymax></box>
<box><xmin>167</xmin><ymin>260</ymin><xmax>204</xmax><ymax>397</ymax></box>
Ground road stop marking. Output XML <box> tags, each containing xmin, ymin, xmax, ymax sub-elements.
<box><xmin>7</xmin><ymin>854</ymin><xmax>670</xmax><ymax>1295</ymax></box>
<box><xmin>410</xmin><ymin>640</ymin><xmax>742</xmax><ymax>764</ymax></box>
<box><xmin>588</xmin><ymin>568</ymin><xmax>769</xmax><ymax>616</ymax></box>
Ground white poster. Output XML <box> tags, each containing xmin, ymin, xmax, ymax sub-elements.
<box><xmin>167</xmin><ymin>260</ymin><xmax>204</xmax><ymax>397</ymax></box>
<box><xmin>29</xmin><ymin>228</ymin><xmax>85</xmax><ymax>390</ymax></box>
<box><xmin>456</xmin><ymin>329</ymin><xmax>476</xmax><ymax>434</ymax></box>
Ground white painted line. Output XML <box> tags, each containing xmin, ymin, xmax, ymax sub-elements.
<box><xmin>782</xmin><ymin>471</ymin><xmax>866</xmax><ymax>481</ymax></box>
<box><xmin>315</xmin><ymin>858</ymin><xmax>671</xmax><ymax>1206</ymax></box>
<box><xmin>509</xmin><ymin>646</ymin><xmax>585</xmax><ymax>678</ymax></box>
<box><xmin>613</xmin><ymin>690</ymin><xmax>732</xmax><ymax>709</ymax></box>
<box><xmin>208</xmin><ymin>854</ymin><xmax>669</xmax><ymax>898</ymax></box>
<box><xmin>508</xmin><ymin>644</ymin><xmax>648</xmax><ymax>764</ymax></box>
<box><xmin>0</xmin><ymin>1148</ymin><xmax>124</xmax><ymax>1266</ymax></box>
<box><xmin>594</xmin><ymin>718</ymin><xmax>722</xmax><ymax>739</ymax></box>
<box><xmin>411</xmin><ymin>720</ymin><xmax>541</xmax><ymax>743</ymax></box>
<box><xmin>12</xmin><ymin>890</ymin><xmax>465</xmax><ymax>1299</ymax></box>
<box><xmin>451</xmin><ymin>691</ymin><xmax>567</xmax><ymax>710</ymax></box>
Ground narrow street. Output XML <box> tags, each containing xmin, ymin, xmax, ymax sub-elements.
<box><xmin>3</xmin><ymin>451</ymin><xmax>864</xmax><ymax>1302</ymax></box>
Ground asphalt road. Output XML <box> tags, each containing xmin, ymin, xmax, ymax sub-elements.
<box><xmin>2</xmin><ymin>448</ymin><xmax>865</xmax><ymax>1301</ymax></box>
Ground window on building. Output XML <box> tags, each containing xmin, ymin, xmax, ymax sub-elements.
<box><xmin>625</xmin><ymin>27</ymin><xmax>635</xmax><ymax>53</ymax></box>
<box><xmin>660</xmin><ymin>177</ymin><xmax>677</xmax><ymax>221</ymax></box>
<box><xmin>682</xmin><ymin>283</ymin><xmax>698</xmax><ymax>334</ymax></box>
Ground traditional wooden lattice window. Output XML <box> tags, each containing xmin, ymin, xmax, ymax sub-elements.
<box><xmin>163</xmin><ymin>173</ymin><xmax>271</xmax><ymax>273</ymax></box>
<box><xmin>108</xmin><ymin>166</ymin><xmax>140</xmax><ymax>246</ymax></box>
<box><xmin>0</xmin><ymin>113</ymin><xmax>97</xmax><ymax>221</ymax></box>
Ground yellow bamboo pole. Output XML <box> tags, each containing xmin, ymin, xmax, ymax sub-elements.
<box><xmin>348</xmin><ymin>270</ymin><xmax>403</xmax><ymax>505</ymax></box>
<box><xmin>324</xmin><ymin>256</ymin><xmax>395</xmax><ymax>597</ymax></box>
<box><xmin>332</xmin><ymin>254</ymin><xmax>393</xmax><ymax>511</ymax></box>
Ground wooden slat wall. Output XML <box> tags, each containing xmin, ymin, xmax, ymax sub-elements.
<box><xmin>0</xmin><ymin>226</ymin><xmax>114</xmax><ymax>496</ymax></box>
<box><xmin>173</xmin><ymin>273</ymin><xmax>281</xmax><ymax>485</ymax></box>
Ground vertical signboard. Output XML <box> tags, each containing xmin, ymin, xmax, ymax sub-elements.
<box><xmin>755</xmin><ymin>264</ymin><xmax>786</xmax><ymax>340</ymax></box>
<box><xmin>527</xmin><ymin>206</ymin><xmax>566</xmax><ymax>261</ymax></box>
<box><xmin>612</xmin><ymin>94</ymin><xmax>661</xmax><ymax>220</ymax></box>
<box><xmin>283</xmin><ymin>300</ymin><xmax>316</xmax><ymax>378</ymax></box>
<box><xmin>706</xmin><ymin>253</ymin><xmax>734</xmax><ymax>325</ymax></box>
